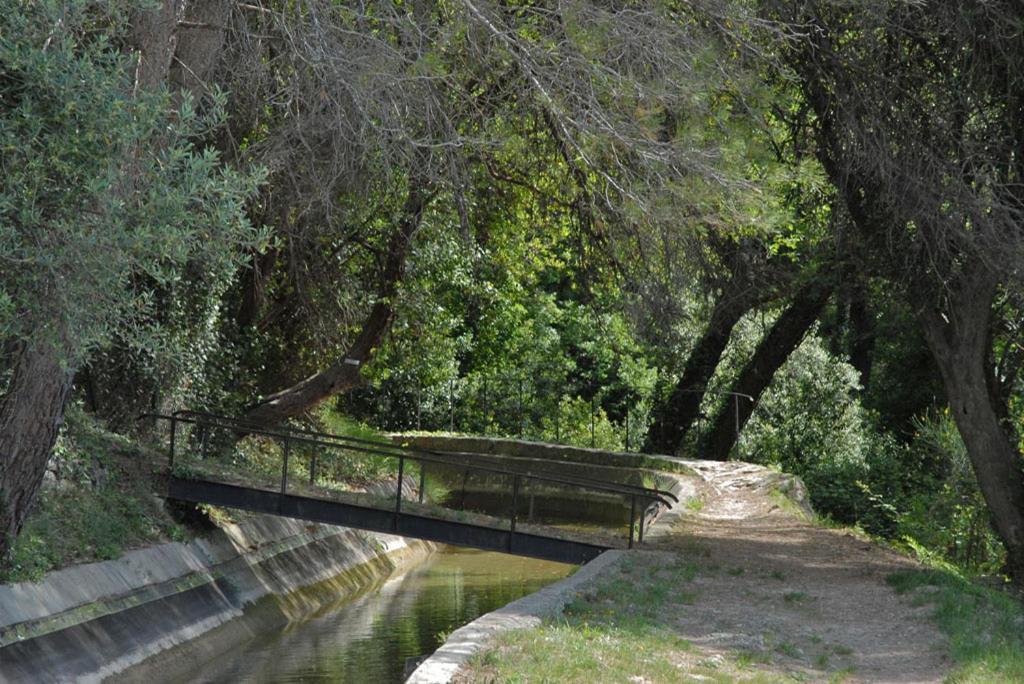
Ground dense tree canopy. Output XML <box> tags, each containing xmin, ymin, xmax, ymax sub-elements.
<box><xmin>1</xmin><ymin>0</ymin><xmax>1022</xmax><ymax>585</ymax></box>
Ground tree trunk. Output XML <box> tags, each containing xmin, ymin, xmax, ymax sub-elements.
<box><xmin>847</xmin><ymin>281</ymin><xmax>875</xmax><ymax>391</ymax></box>
<box><xmin>243</xmin><ymin>185</ymin><xmax>431</xmax><ymax>426</ymax></box>
<box><xmin>917</xmin><ymin>272</ymin><xmax>1024</xmax><ymax>583</ymax></box>
<box><xmin>0</xmin><ymin>338</ymin><xmax>74</xmax><ymax>569</ymax></box>
<box><xmin>704</xmin><ymin>279</ymin><xmax>833</xmax><ymax>461</ymax></box>
<box><xmin>130</xmin><ymin>0</ymin><xmax>184</xmax><ymax>94</ymax></box>
<box><xmin>647</xmin><ymin>279</ymin><xmax>753</xmax><ymax>455</ymax></box>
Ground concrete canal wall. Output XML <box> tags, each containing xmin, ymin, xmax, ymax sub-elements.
<box><xmin>0</xmin><ymin>481</ymin><xmax>432</xmax><ymax>684</ymax></box>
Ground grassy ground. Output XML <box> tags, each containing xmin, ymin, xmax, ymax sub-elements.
<box><xmin>458</xmin><ymin>553</ymin><xmax>835</xmax><ymax>684</ymax></box>
<box><xmin>2</xmin><ymin>408</ymin><xmax>187</xmax><ymax>583</ymax></box>
<box><xmin>458</xmin><ymin>552</ymin><xmax>1024</xmax><ymax>684</ymax></box>
<box><xmin>457</xmin><ymin>472</ymin><xmax>1024</xmax><ymax>684</ymax></box>
<box><xmin>885</xmin><ymin>570</ymin><xmax>1024</xmax><ymax>683</ymax></box>
<box><xmin>772</xmin><ymin>479</ymin><xmax>1024</xmax><ymax>681</ymax></box>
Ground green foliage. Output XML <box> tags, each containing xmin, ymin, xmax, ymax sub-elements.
<box><xmin>858</xmin><ymin>293</ymin><xmax>944</xmax><ymax>436</ymax></box>
<box><xmin>736</xmin><ymin>324</ymin><xmax>1006</xmax><ymax>575</ymax></box>
<box><xmin>347</xmin><ymin>283</ymin><xmax>658</xmax><ymax>450</ymax></box>
<box><xmin>0</xmin><ymin>0</ymin><xmax>263</xmax><ymax>365</ymax></box>
<box><xmin>896</xmin><ymin>412</ymin><xmax>1006</xmax><ymax>575</ymax></box>
<box><xmin>6</xmin><ymin>483</ymin><xmax>173</xmax><ymax>582</ymax></box>
<box><xmin>314</xmin><ymin>408</ymin><xmax>398</xmax><ymax>483</ymax></box>
<box><xmin>734</xmin><ymin>328</ymin><xmax>895</xmax><ymax>534</ymax></box>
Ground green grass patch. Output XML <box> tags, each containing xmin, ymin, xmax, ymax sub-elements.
<box><xmin>828</xmin><ymin>668</ymin><xmax>856</xmax><ymax>683</ymax></box>
<box><xmin>5</xmin><ymin>482</ymin><xmax>185</xmax><ymax>583</ymax></box>
<box><xmin>886</xmin><ymin>569</ymin><xmax>1024</xmax><ymax>682</ymax></box>
<box><xmin>460</xmin><ymin>553</ymin><xmax>800</xmax><ymax>683</ymax></box>
<box><xmin>768</xmin><ymin>487</ymin><xmax>815</xmax><ymax>523</ymax></box>
<box><xmin>782</xmin><ymin>591</ymin><xmax>812</xmax><ymax>605</ymax></box>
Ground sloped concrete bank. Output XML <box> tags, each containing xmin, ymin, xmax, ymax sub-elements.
<box><xmin>0</xmin><ymin>481</ymin><xmax>433</xmax><ymax>684</ymax></box>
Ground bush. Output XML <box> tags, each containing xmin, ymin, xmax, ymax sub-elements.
<box><xmin>737</xmin><ymin>333</ymin><xmax>1007</xmax><ymax>575</ymax></box>
<box><xmin>737</xmin><ymin>333</ymin><xmax>899</xmax><ymax>533</ymax></box>
<box><xmin>895</xmin><ymin>411</ymin><xmax>1006</xmax><ymax>575</ymax></box>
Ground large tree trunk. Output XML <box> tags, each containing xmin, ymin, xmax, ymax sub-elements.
<box><xmin>648</xmin><ymin>278</ymin><xmax>753</xmax><ymax>454</ymax></box>
<box><xmin>243</xmin><ymin>185</ymin><xmax>431</xmax><ymax>426</ymax></box>
<box><xmin>0</xmin><ymin>338</ymin><xmax>74</xmax><ymax>568</ymax></box>
<box><xmin>704</xmin><ymin>279</ymin><xmax>833</xmax><ymax>461</ymax></box>
<box><xmin>917</xmin><ymin>271</ymin><xmax>1024</xmax><ymax>583</ymax></box>
<box><xmin>846</xmin><ymin>281</ymin><xmax>875</xmax><ymax>391</ymax></box>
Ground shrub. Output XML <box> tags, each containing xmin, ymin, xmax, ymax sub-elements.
<box><xmin>896</xmin><ymin>411</ymin><xmax>1006</xmax><ymax>575</ymax></box>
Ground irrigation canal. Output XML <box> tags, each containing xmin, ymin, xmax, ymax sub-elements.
<box><xmin>163</xmin><ymin>546</ymin><xmax>571</xmax><ymax>683</ymax></box>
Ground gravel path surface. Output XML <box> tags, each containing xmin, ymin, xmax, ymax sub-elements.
<box><xmin>643</xmin><ymin>460</ymin><xmax>951</xmax><ymax>683</ymax></box>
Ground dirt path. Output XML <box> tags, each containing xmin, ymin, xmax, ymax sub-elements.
<box><xmin>643</xmin><ymin>460</ymin><xmax>951</xmax><ymax>683</ymax></box>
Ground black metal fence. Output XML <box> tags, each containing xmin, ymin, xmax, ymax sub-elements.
<box><xmin>152</xmin><ymin>410</ymin><xmax>677</xmax><ymax>553</ymax></box>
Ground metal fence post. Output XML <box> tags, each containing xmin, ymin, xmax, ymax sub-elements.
<box><xmin>554</xmin><ymin>395</ymin><xmax>560</xmax><ymax>443</ymax></box>
<box><xmin>309</xmin><ymin>451</ymin><xmax>317</xmax><ymax>486</ymax></box>
<box><xmin>199</xmin><ymin>423</ymin><xmax>209</xmax><ymax>460</ymax></box>
<box><xmin>734</xmin><ymin>395</ymin><xmax>740</xmax><ymax>446</ymax></box>
<box><xmin>280</xmin><ymin>435</ymin><xmax>291</xmax><ymax>494</ymax></box>
<box><xmin>638</xmin><ymin>500</ymin><xmax>645</xmax><ymax>544</ymax></box>
<box><xmin>449</xmin><ymin>378</ymin><xmax>455</xmax><ymax>432</ymax></box>
<box><xmin>394</xmin><ymin>455</ymin><xmax>405</xmax><ymax>530</ymax></box>
<box><xmin>591</xmin><ymin>397</ymin><xmax>596</xmax><ymax>448</ymax></box>
<box><xmin>482</xmin><ymin>378</ymin><xmax>489</xmax><ymax>435</ymax></box>
<box><xmin>168</xmin><ymin>416</ymin><xmax>177</xmax><ymax>470</ymax></box>
<box><xmin>625</xmin><ymin>409</ymin><xmax>630</xmax><ymax>452</ymax></box>
<box><xmin>509</xmin><ymin>474</ymin><xmax>520</xmax><ymax>551</ymax></box>
<box><xmin>418</xmin><ymin>461</ymin><xmax>426</xmax><ymax>503</ymax></box>
<box><xmin>459</xmin><ymin>467</ymin><xmax>469</xmax><ymax>509</ymax></box>
<box><xmin>696</xmin><ymin>413</ymin><xmax>702</xmax><ymax>458</ymax></box>
<box><xmin>628</xmin><ymin>494</ymin><xmax>636</xmax><ymax>549</ymax></box>
<box><xmin>517</xmin><ymin>376</ymin><xmax>523</xmax><ymax>438</ymax></box>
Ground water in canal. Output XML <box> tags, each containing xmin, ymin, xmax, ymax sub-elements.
<box><xmin>171</xmin><ymin>547</ymin><xmax>571</xmax><ymax>683</ymax></box>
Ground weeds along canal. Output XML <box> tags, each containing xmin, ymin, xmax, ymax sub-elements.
<box><xmin>165</xmin><ymin>546</ymin><xmax>572</xmax><ymax>683</ymax></box>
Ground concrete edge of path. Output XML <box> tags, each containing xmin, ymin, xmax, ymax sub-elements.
<box><xmin>405</xmin><ymin>549</ymin><xmax>626</xmax><ymax>684</ymax></box>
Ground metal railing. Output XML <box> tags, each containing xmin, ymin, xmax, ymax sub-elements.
<box><xmin>149</xmin><ymin>410</ymin><xmax>678</xmax><ymax>549</ymax></box>
<box><xmin>670</xmin><ymin>388</ymin><xmax>754</xmax><ymax>458</ymax></box>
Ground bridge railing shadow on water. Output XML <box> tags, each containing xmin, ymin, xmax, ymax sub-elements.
<box><xmin>142</xmin><ymin>410</ymin><xmax>678</xmax><ymax>563</ymax></box>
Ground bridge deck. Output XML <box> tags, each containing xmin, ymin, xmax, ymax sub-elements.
<box><xmin>168</xmin><ymin>477</ymin><xmax>610</xmax><ymax>564</ymax></box>
<box><xmin>152</xmin><ymin>411</ymin><xmax>677</xmax><ymax>565</ymax></box>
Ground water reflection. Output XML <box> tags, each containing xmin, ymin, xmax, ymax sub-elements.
<box><xmin>173</xmin><ymin>547</ymin><xmax>570</xmax><ymax>683</ymax></box>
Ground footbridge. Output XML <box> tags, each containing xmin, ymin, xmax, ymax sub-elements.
<box><xmin>149</xmin><ymin>411</ymin><xmax>679</xmax><ymax>565</ymax></box>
